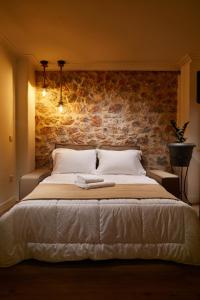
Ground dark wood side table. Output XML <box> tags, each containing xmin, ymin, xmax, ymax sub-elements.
<box><xmin>168</xmin><ymin>143</ymin><xmax>196</xmax><ymax>204</ymax></box>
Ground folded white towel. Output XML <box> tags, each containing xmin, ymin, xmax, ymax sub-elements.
<box><xmin>75</xmin><ymin>181</ymin><xmax>115</xmax><ymax>190</ymax></box>
<box><xmin>76</xmin><ymin>175</ymin><xmax>104</xmax><ymax>184</ymax></box>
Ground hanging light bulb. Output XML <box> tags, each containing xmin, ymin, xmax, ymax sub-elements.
<box><xmin>42</xmin><ymin>88</ymin><xmax>47</xmax><ymax>97</ymax></box>
<box><xmin>57</xmin><ymin>60</ymin><xmax>66</xmax><ymax>113</ymax></box>
<box><xmin>58</xmin><ymin>101</ymin><xmax>64</xmax><ymax>113</ymax></box>
<box><xmin>40</xmin><ymin>60</ymin><xmax>48</xmax><ymax>96</ymax></box>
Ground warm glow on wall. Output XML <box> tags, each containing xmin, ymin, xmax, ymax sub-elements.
<box><xmin>40</xmin><ymin>60</ymin><xmax>48</xmax><ymax>97</ymax></box>
<box><xmin>28</xmin><ymin>81</ymin><xmax>35</xmax><ymax>164</ymax></box>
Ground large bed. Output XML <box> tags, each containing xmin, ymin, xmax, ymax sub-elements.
<box><xmin>0</xmin><ymin>146</ymin><xmax>200</xmax><ymax>267</ymax></box>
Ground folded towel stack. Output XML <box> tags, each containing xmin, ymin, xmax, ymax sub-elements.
<box><xmin>76</xmin><ymin>175</ymin><xmax>104</xmax><ymax>184</ymax></box>
<box><xmin>75</xmin><ymin>181</ymin><xmax>115</xmax><ymax>189</ymax></box>
<box><xmin>75</xmin><ymin>175</ymin><xmax>115</xmax><ymax>189</ymax></box>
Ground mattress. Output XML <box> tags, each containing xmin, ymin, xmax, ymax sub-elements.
<box><xmin>0</xmin><ymin>174</ymin><xmax>200</xmax><ymax>267</ymax></box>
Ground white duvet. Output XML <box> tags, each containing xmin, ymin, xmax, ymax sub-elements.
<box><xmin>0</xmin><ymin>174</ymin><xmax>200</xmax><ymax>267</ymax></box>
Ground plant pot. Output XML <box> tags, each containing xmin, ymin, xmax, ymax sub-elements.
<box><xmin>168</xmin><ymin>143</ymin><xmax>196</xmax><ymax>167</ymax></box>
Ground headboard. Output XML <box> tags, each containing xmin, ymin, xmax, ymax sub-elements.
<box><xmin>55</xmin><ymin>144</ymin><xmax>140</xmax><ymax>150</ymax></box>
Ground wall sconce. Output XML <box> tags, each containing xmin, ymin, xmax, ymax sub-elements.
<box><xmin>57</xmin><ymin>60</ymin><xmax>66</xmax><ymax>113</ymax></box>
<box><xmin>40</xmin><ymin>60</ymin><xmax>48</xmax><ymax>96</ymax></box>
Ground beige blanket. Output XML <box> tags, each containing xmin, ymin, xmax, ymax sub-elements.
<box><xmin>23</xmin><ymin>183</ymin><xmax>177</xmax><ymax>201</ymax></box>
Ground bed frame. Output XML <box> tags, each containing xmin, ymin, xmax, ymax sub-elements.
<box><xmin>19</xmin><ymin>144</ymin><xmax>179</xmax><ymax>200</ymax></box>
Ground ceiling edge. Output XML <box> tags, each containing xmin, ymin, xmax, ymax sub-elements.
<box><xmin>178</xmin><ymin>54</ymin><xmax>192</xmax><ymax>67</ymax></box>
<box><xmin>0</xmin><ymin>33</ymin><xmax>20</xmax><ymax>56</ymax></box>
<box><xmin>34</xmin><ymin>60</ymin><xmax>180</xmax><ymax>71</ymax></box>
<box><xmin>0</xmin><ymin>33</ymin><xmax>181</xmax><ymax>71</ymax></box>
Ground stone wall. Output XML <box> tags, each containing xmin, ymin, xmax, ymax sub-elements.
<box><xmin>35</xmin><ymin>71</ymin><xmax>178</xmax><ymax>170</ymax></box>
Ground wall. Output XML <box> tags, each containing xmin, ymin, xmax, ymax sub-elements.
<box><xmin>0</xmin><ymin>40</ymin><xmax>17</xmax><ymax>208</ymax></box>
<box><xmin>178</xmin><ymin>56</ymin><xmax>200</xmax><ymax>204</ymax></box>
<box><xmin>35</xmin><ymin>71</ymin><xmax>178</xmax><ymax>170</ymax></box>
<box><xmin>0</xmin><ymin>41</ymin><xmax>36</xmax><ymax>211</ymax></box>
<box><xmin>177</xmin><ymin>57</ymin><xmax>191</xmax><ymax>126</ymax></box>
<box><xmin>16</xmin><ymin>57</ymin><xmax>35</xmax><ymax>179</ymax></box>
<box><xmin>188</xmin><ymin>60</ymin><xmax>200</xmax><ymax>203</ymax></box>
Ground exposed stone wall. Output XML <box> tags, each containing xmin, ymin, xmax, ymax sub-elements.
<box><xmin>35</xmin><ymin>71</ymin><xmax>178</xmax><ymax>170</ymax></box>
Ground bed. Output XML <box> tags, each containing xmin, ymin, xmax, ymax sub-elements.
<box><xmin>0</xmin><ymin>145</ymin><xmax>200</xmax><ymax>267</ymax></box>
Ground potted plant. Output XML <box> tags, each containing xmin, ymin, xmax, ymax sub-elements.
<box><xmin>168</xmin><ymin>120</ymin><xmax>196</xmax><ymax>167</ymax></box>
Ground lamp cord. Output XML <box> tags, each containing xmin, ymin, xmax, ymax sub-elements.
<box><xmin>60</xmin><ymin>65</ymin><xmax>63</xmax><ymax>103</ymax></box>
<box><xmin>43</xmin><ymin>65</ymin><xmax>46</xmax><ymax>88</ymax></box>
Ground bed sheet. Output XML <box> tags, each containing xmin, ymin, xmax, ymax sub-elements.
<box><xmin>0</xmin><ymin>174</ymin><xmax>200</xmax><ymax>266</ymax></box>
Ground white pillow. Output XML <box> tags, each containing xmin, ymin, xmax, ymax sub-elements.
<box><xmin>52</xmin><ymin>149</ymin><xmax>96</xmax><ymax>174</ymax></box>
<box><xmin>96</xmin><ymin>149</ymin><xmax>146</xmax><ymax>175</ymax></box>
<box><xmin>52</xmin><ymin>148</ymin><xmax>70</xmax><ymax>160</ymax></box>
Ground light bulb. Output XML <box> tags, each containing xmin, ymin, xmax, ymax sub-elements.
<box><xmin>42</xmin><ymin>88</ymin><xmax>47</xmax><ymax>97</ymax></box>
<box><xmin>58</xmin><ymin>103</ymin><xmax>63</xmax><ymax>113</ymax></box>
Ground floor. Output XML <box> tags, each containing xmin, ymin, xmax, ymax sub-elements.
<box><xmin>0</xmin><ymin>259</ymin><xmax>200</xmax><ymax>300</ymax></box>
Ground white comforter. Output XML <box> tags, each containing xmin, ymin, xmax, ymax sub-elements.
<box><xmin>0</xmin><ymin>174</ymin><xmax>200</xmax><ymax>267</ymax></box>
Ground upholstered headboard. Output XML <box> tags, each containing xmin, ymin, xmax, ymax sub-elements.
<box><xmin>55</xmin><ymin>144</ymin><xmax>96</xmax><ymax>150</ymax></box>
<box><xmin>55</xmin><ymin>144</ymin><xmax>140</xmax><ymax>150</ymax></box>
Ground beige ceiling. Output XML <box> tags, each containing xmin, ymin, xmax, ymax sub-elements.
<box><xmin>0</xmin><ymin>0</ymin><xmax>200</xmax><ymax>69</ymax></box>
